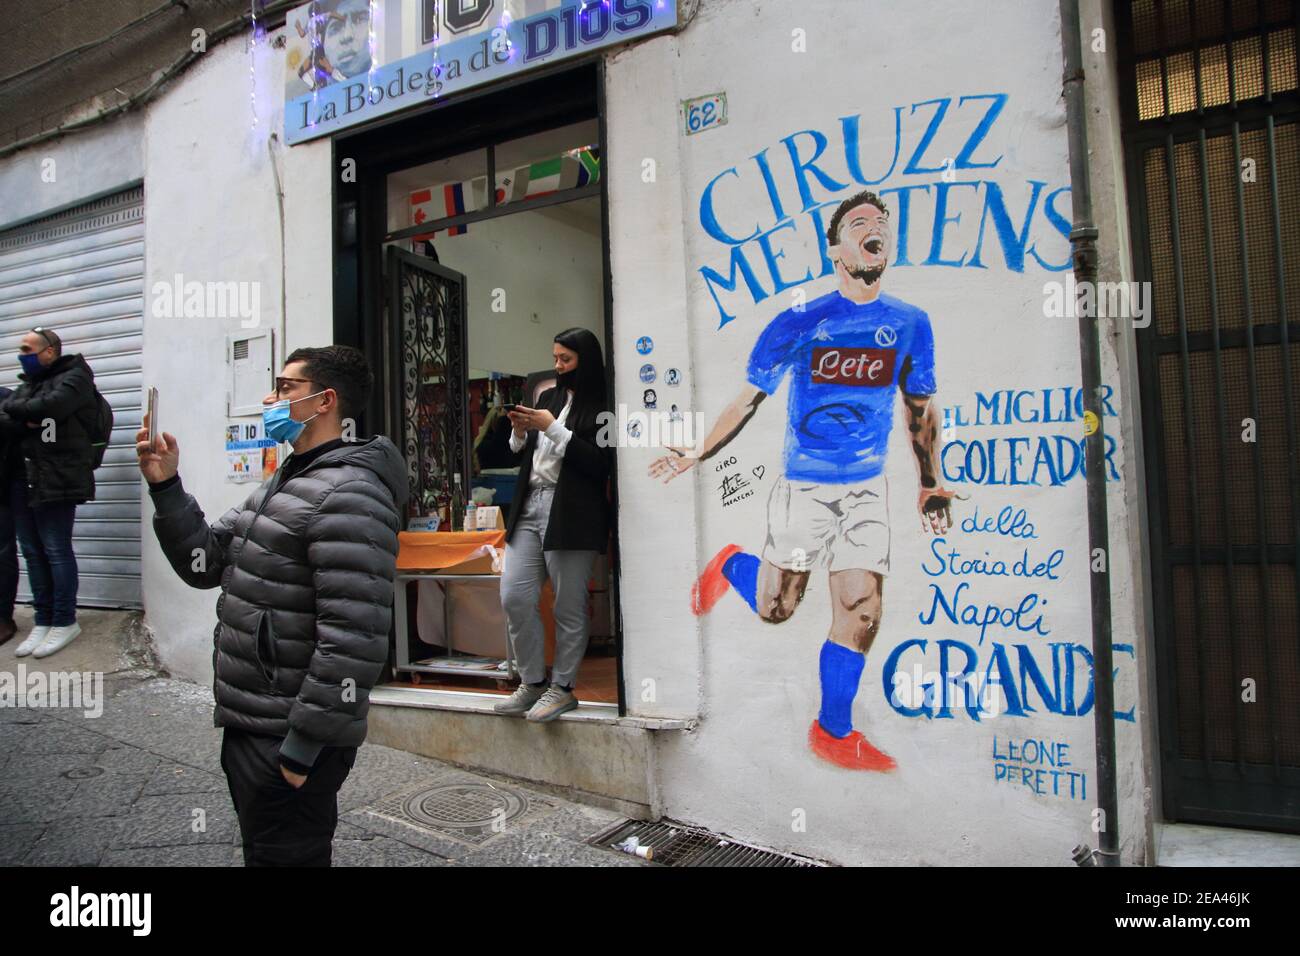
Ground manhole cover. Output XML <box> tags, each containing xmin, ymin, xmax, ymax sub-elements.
<box><xmin>365</xmin><ymin>783</ymin><xmax>532</xmax><ymax>846</ymax></box>
<box><xmin>62</xmin><ymin>767</ymin><xmax>105</xmax><ymax>780</ymax></box>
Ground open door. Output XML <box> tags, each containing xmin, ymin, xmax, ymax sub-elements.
<box><xmin>387</xmin><ymin>246</ymin><xmax>472</xmax><ymax>522</ymax></box>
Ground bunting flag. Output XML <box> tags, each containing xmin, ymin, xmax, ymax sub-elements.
<box><xmin>440</xmin><ymin>182</ymin><xmax>469</xmax><ymax>235</ymax></box>
<box><xmin>569</xmin><ymin>145</ymin><xmax>600</xmax><ymax>186</ymax></box>
<box><xmin>408</xmin><ymin>145</ymin><xmax>600</xmax><ymax>236</ymax></box>
<box><xmin>520</xmin><ymin>146</ymin><xmax>600</xmax><ymax>198</ymax></box>
<box><xmin>521</xmin><ymin>155</ymin><xmax>572</xmax><ymax>199</ymax></box>
<box><xmin>409</xmin><ymin>183</ymin><xmax>469</xmax><ymax>237</ymax></box>
<box><xmin>470</xmin><ymin>169</ymin><xmax>529</xmax><ymax>209</ymax></box>
<box><xmin>408</xmin><ymin>188</ymin><xmax>438</xmax><ymax>242</ymax></box>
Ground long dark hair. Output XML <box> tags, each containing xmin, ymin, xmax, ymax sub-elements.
<box><xmin>545</xmin><ymin>327</ymin><xmax>607</xmax><ymax>434</ymax></box>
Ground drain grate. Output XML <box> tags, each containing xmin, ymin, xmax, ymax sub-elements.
<box><xmin>591</xmin><ymin>819</ymin><xmax>825</xmax><ymax>867</ymax></box>
<box><xmin>365</xmin><ymin>782</ymin><xmax>532</xmax><ymax>846</ymax></box>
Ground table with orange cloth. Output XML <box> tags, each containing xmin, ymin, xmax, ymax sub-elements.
<box><xmin>394</xmin><ymin>531</ymin><xmax>559</xmax><ymax>672</ymax></box>
<box><xmin>397</xmin><ymin>529</ymin><xmax>506</xmax><ymax>572</ymax></box>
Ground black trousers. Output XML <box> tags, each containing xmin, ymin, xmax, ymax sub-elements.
<box><xmin>220</xmin><ymin>727</ymin><xmax>357</xmax><ymax>867</ymax></box>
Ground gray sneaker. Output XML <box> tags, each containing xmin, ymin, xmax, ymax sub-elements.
<box><xmin>494</xmin><ymin>682</ymin><xmax>547</xmax><ymax>715</ymax></box>
<box><xmin>526</xmin><ymin>685</ymin><xmax>578</xmax><ymax>723</ymax></box>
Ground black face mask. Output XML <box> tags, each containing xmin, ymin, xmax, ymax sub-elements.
<box><xmin>555</xmin><ymin>369</ymin><xmax>577</xmax><ymax>390</ymax></box>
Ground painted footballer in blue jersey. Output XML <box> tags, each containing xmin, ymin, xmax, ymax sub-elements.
<box><xmin>650</xmin><ymin>190</ymin><xmax>959</xmax><ymax>773</ymax></box>
<box><xmin>747</xmin><ymin>292</ymin><xmax>937</xmax><ymax>484</ymax></box>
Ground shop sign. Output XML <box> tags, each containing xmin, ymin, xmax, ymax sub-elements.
<box><xmin>283</xmin><ymin>0</ymin><xmax>678</xmax><ymax>145</ymax></box>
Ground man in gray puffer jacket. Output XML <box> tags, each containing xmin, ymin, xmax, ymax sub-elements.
<box><xmin>137</xmin><ymin>345</ymin><xmax>408</xmax><ymax>866</ymax></box>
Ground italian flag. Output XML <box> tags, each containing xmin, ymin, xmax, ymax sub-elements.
<box><xmin>521</xmin><ymin>147</ymin><xmax>600</xmax><ymax>199</ymax></box>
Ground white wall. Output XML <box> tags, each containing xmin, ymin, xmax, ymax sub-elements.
<box><xmin>606</xmin><ymin>0</ymin><xmax>1150</xmax><ymax>865</ymax></box>
<box><xmin>0</xmin><ymin>112</ymin><xmax>144</xmax><ymax>231</ymax></box>
<box><xmin>422</xmin><ymin>201</ymin><xmax>606</xmax><ymax>377</ymax></box>
<box><xmin>140</xmin><ymin>27</ymin><xmax>333</xmax><ymax>680</ymax></box>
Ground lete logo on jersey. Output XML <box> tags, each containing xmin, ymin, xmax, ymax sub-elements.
<box><xmin>811</xmin><ymin>346</ymin><xmax>897</xmax><ymax>386</ymax></box>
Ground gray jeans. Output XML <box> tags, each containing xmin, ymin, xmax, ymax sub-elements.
<box><xmin>500</xmin><ymin>485</ymin><xmax>597</xmax><ymax>688</ymax></box>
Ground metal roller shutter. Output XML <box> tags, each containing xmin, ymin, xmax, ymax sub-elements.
<box><xmin>0</xmin><ymin>186</ymin><xmax>144</xmax><ymax>609</ymax></box>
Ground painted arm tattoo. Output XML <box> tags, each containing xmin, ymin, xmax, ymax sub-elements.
<box><xmin>904</xmin><ymin>393</ymin><xmax>941</xmax><ymax>491</ymax></box>
<box><xmin>695</xmin><ymin>386</ymin><xmax>766</xmax><ymax>460</ymax></box>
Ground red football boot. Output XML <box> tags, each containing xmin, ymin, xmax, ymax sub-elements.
<box><xmin>808</xmin><ymin>720</ymin><xmax>897</xmax><ymax>772</ymax></box>
<box><xmin>690</xmin><ymin>543</ymin><xmax>745</xmax><ymax>616</ymax></box>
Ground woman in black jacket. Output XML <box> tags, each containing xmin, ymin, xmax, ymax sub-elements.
<box><xmin>494</xmin><ymin>328</ymin><xmax>610</xmax><ymax>722</ymax></box>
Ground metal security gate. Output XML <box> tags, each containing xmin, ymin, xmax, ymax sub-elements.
<box><xmin>386</xmin><ymin>246</ymin><xmax>471</xmax><ymax>522</ymax></box>
<box><xmin>1119</xmin><ymin>0</ymin><xmax>1300</xmax><ymax>831</ymax></box>
<box><xmin>0</xmin><ymin>187</ymin><xmax>145</xmax><ymax>608</ymax></box>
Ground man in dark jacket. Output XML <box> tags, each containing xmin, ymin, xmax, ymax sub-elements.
<box><xmin>0</xmin><ymin>327</ymin><xmax>98</xmax><ymax>657</ymax></box>
<box><xmin>0</xmin><ymin>384</ymin><xmax>21</xmax><ymax>646</ymax></box>
<box><xmin>136</xmin><ymin>345</ymin><xmax>408</xmax><ymax>867</ymax></box>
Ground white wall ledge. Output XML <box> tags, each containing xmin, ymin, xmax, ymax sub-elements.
<box><xmin>370</xmin><ymin>685</ymin><xmax>697</xmax><ymax>731</ymax></box>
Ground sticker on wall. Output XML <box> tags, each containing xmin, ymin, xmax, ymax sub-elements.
<box><xmin>225</xmin><ymin>420</ymin><xmax>278</xmax><ymax>483</ymax></box>
<box><xmin>682</xmin><ymin>92</ymin><xmax>728</xmax><ymax>136</ymax></box>
<box><xmin>627</xmin><ymin>419</ymin><xmax>643</xmax><ymax>440</ymax></box>
<box><xmin>643</xmin><ymin>388</ymin><xmax>658</xmax><ymax>410</ymax></box>
<box><xmin>636</xmin><ymin>336</ymin><xmax>654</xmax><ymax>355</ymax></box>
<box><xmin>664</xmin><ymin>367</ymin><xmax>681</xmax><ymax>386</ymax></box>
<box><xmin>639</xmin><ymin>363</ymin><xmax>657</xmax><ymax>384</ymax></box>
<box><xmin>1083</xmin><ymin>410</ymin><xmax>1099</xmax><ymax>437</ymax></box>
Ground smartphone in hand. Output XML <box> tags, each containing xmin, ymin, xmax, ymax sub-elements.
<box><xmin>147</xmin><ymin>388</ymin><xmax>159</xmax><ymax>445</ymax></box>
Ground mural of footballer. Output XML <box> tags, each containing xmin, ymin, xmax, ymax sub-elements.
<box><xmin>649</xmin><ymin>190</ymin><xmax>957</xmax><ymax>772</ymax></box>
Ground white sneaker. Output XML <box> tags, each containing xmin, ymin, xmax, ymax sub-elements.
<box><xmin>33</xmin><ymin>623</ymin><xmax>82</xmax><ymax>659</ymax></box>
<box><xmin>14</xmin><ymin>625</ymin><xmax>51</xmax><ymax>657</ymax></box>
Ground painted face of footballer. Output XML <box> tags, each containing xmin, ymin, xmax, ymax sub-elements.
<box><xmin>836</xmin><ymin>204</ymin><xmax>892</xmax><ymax>287</ymax></box>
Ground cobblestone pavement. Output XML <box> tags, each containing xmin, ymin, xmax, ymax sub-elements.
<box><xmin>0</xmin><ymin>609</ymin><xmax>646</xmax><ymax>867</ymax></box>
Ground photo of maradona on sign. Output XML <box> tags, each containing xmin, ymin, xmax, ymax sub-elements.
<box><xmin>284</xmin><ymin>0</ymin><xmax>376</xmax><ymax>99</ymax></box>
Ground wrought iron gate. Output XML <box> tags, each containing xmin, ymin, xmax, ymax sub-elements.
<box><xmin>1120</xmin><ymin>0</ymin><xmax>1300</xmax><ymax>831</ymax></box>
<box><xmin>386</xmin><ymin>246</ymin><xmax>471</xmax><ymax>522</ymax></box>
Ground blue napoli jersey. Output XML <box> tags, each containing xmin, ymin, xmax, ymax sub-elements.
<box><xmin>747</xmin><ymin>291</ymin><xmax>937</xmax><ymax>483</ymax></box>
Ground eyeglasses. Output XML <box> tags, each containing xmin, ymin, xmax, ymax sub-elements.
<box><xmin>30</xmin><ymin>328</ymin><xmax>55</xmax><ymax>350</ymax></box>
<box><xmin>274</xmin><ymin>377</ymin><xmax>317</xmax><ymax>398</ymax></box>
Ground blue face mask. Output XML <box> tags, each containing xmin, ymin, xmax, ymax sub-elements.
<box><xmin>18</xmin><ymin>353</ymin><xmax>42</xmax><ymax>376</ymax></box>
<box><xmin>263</xmin><ymin>390</ymin><xmax>325</xmax><ymax>444</ymax></box>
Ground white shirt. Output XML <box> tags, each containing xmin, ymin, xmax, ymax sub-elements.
<box><xmin>509</xmin><ymin>394</ymin><xmax>573</xmax><ymax>489</ymax></box>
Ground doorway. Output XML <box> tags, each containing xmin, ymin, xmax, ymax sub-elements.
<box><xmin>1118</xmin><ymin>0</ymin><xmax>1300</xmax><ymax>831</ymax></box>
<box><xmin>333</xmin><ymin>61</ymin><xmax>622</xmax><ymax>710</ymax></box>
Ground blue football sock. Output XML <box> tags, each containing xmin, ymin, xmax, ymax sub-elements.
<box><xmin>720</xmin><ymin>551</ymin><xmax>759</xmax><ymax>612</ymax></box>
<box><xmin>818</xmin><ymin>640</ymin><xmax>865</xmax><ymax>738</ymax></box>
